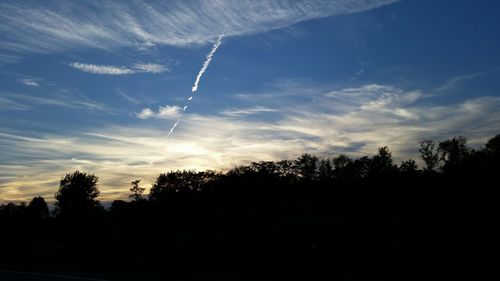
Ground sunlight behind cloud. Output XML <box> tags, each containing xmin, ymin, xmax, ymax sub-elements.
<box><xmin>2</xmin><ymin>83</ymin><xmax>499</xmax><ymax>203</ymax></box>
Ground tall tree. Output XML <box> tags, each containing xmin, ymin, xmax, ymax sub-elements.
<box><xmin>129</xmin><ymin>179</ymin><xmax>145</xmax><ymax>201</ymax></box>
<box><xmin>332</xmin><ymin>154</ymin><xmax>354</xmax><ymax>180</ymax></box>
<box><xmin>419</xmin><ymin>139</ymin><xmax>439</xmax><ymax>172</ymax></box>
<box><xmin>438</xmin><ymin>136</ymin><xmax>469</xmax><ymax>173</ymax></box>
<box><xmin>54</xmin><ymin>171</ymin><xmax>101</xmax><ymax>218</ymax></box>
<box><xmin>294</xmin><ymin>154</ymin><xmax>319</xmax><ymax>182</ymax></box>
<box><xmin>370</xmin><ymin>146</ymin><xmax>396</xmax><ymax>175</ymax></box>
<box><xmin>318</xmin><ymin>158</ymin><xmax>334</xmax><ymax>183</ymax></box>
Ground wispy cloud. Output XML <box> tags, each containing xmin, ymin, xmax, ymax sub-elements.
<box><xmin>116</xmin><ymin>88</ymin><xmax>139</xmax><ymax>104</ymax></box>
<box><xmin>222</xmin><ymin>106</ymin><xmax>278</xmax><ymax>117</ymax></box>
<box><xmin>18</xmin><ymin>78</ymin><xmax>40</xmax><ymax>87</ymax></box>
<box><xmin>0</xmin><ymin>0</ymin><xmax>400</xmax><ymax>53</ymax></box>
<box><xmin>0</xmin><ymin>53</ymin><xmax>20</xmax><ymax>63</ymax></box>
<box><xmin>2</xmin><ymin>82</ymin><xmax>500</xmax><ymax>203</ymax></box>
<box><xmin>69</xmin><ymin>62</ymin><xmax>169</xmax><ymax>75</ymax></box>
<box><xmin>434</xmin><ymin>68</ymin><xmax>500</xmax><ymax>93</ymax></box>
<box><xmin>69</xmin><ymin>63</ymin><xmax>135</xmax><ymax>75</ymax></box>
<box><xmin>4</xmin><ymin>92</ymin><xmax>108</xmax><ymax>112</ymax></box>
<box><xmin>137</xmin><ymin>105</ymin><xmax>181</xmax><ymax>120</ymax></box>
<box><xmin>0</xmin><ymin>97</ymin><xmax>32</xmax><ymax>111</ymax></box>
<box><xmin>133</xmin><ymin>63</ymin><xmax>169</xmax><ymax>74</ymax></box>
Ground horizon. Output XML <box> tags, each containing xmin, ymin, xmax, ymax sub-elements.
<box><xmin>2</xmin><ymin>0</ymin><xmax>500</xmax><ymax>203</ymax></box>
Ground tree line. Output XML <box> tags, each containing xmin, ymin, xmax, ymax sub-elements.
<box><xmin>2</xmin><ymin>134</ymin><xmax>499</xmax><ymax>221</ymax></box>
<box><xmin>1</xmin><ymin>134</ymin><xmax>499</xmax><ymax>280</ymax></box>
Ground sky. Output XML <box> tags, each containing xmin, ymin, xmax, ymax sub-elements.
<box><xmin>1</xmin><ymin>0</ymin><xmax>500</xmax><ymax>203</ymax></box>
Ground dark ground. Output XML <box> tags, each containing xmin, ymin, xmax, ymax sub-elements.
<box><xmin>2</xmin><ymin>183</ymin><xmax>499</xmax><ymax>280</ymax></box>
<box><xmin>2</xmin><ymin>136</ymin><xmax>500</xmax><ymax>280</ymax></box>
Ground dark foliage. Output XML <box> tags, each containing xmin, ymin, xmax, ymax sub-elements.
<box><xmin>1</xmin><ymin>134</ymin><xmax>500</xmax><ymax>280</ymax></box>
<box><xmin>28</xmin><ymin>196</ymin><xmax>49</xmax><ymax>220</ymax></box>
<box><xmin>129</xmin><ymin>179</ymin><xmax>145</xmax><ymax>201</ymax></box>
<box><xmin>54</xmin><ymin>170</ymin><xmax>102</xmax><ymax>219</ymax></box>
<box><xmin>419</xmin><ymin>139</ymin><xmax>439</xmax><ymax>172</ymax></box>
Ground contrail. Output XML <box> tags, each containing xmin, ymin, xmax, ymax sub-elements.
<box><xmin>192</xmin><ymin>33</ymin><xmax>224</xmax><ymax>93</ymax></box>
<box><xmin>167</xmin><ymin>33</ymin><xmax>224</xmax><ymax>137</ymax></box>
<box><xmin>167</xmin><ymin>95</ymin><xmax>192</xmax><ymax>137</ymax></box>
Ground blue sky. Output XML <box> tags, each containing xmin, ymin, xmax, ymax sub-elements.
<box><xmin>1</xmin><ymin>0</ymin><xmax>500</xmax><ymax>202</ymax></box>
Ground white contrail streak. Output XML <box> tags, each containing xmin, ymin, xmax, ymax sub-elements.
<box><xmin>191</xmin><ymin>34</ymin><xmax>224</xmax><ymax>92</ymax></box>
<box><xmin>167</xmin><ymin>34</ymin><xmax>224</xmax><ymax>137</ymax></box>
<box><xmin>168</xmin><ymin>119</ymin><xmax>180</xmax><ymax>137</ymax></box>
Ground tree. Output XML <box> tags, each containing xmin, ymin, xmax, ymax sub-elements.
<box><xmin>149</xmin><ymin>170</ymin><xmax>218</xmax><ymax>202</ymax></box>
<box><xmin>129</xmin><ymin>179</ymin><xmax>145</xmax><ymax>201</ymax></box>
<box><xmin>399</xmin><ymin>159</ymin><xmax>418</xmax><ymax>174</ymax></box>
<box><xmin>28</xmin><ymin>196</ymin><xmax>49</xmax><ymax>219</ymax></box>
<box><xmin>370</xmin><ymin>146</ymin><xmax>396</xmax><ymax>175</ymax></box>
<box><xmin>353</xmin><ymin>156</ymin><xmax>372</xmax><ymax>178</ymax></box>
<box><xmin>54</xmin><ymin>171</ymin><xmax>102</xmax><ymax>218</ymax></box>
<box><xmin>419</xmin><ymin>139</ymin><xmax>439</xmax><ymax>172</ymax></box>
<box><xmin>438</xmin><ymin>136</ymin><xmax>469</xmax><ymax>173</ymax></box>
<box><xmin>485</xmin><ymin>134</ymin><xmax>500</xmax><ymax>155</ymax></box>
<box><xmin>0</xmin><ymin>202</ymin><xmax>27</xmax><ymax>220</ymax></box>
<box><xmin>332</xmin><ymin>154</ymin><xmax>354</xmax><ymax>180</ymax></box>
<box><xmin>318</xmin><ymin>158</ymin><xmax>333</xmax><ymax>183</ymax></box>
<box><xmin>294</xmin><ymin>154</ymin><xmax>319</xmax><ymax>182</ymax></box>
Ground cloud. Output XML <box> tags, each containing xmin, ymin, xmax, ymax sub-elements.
<box><xmin>116</xmin><ymin>88</ymin><xmax>140</xmax><ymax>104</ymax></box>
<box><xmin>0</xmin><ymin>0</ymin><xmax>400</xmax><ymax>53</ymax></box>
<box><xmin>2</xmin><ymin>82</ymin><xmax>500</xmax><ymax>203</ymax></box>
<box><xmin>69</xmin><ymin>62</ymin><xmax>169</xmax><ymax>75</ymax></box>
<box><xmin>136</xmin><ymin>108</ymin><xmax>154</xmax><ymax>119</ymax></box>
<box><xmin>158</xmin><ymin>105</ymin><xmax>182</xmax><ymax>119</ymax></box>
<box><xmin>0</xmin><ymin>53</ymin><xmax>20</xmax><ymax>63</ymax></box>
<box><xmin>18</xmin><ymin>78</ymin><xmax>39</xmax><ymax>87</ymax></box>
<box><xmin>222</xmin><ymin>106</ymin><xmax>279</xmax><ymax>117</ymax></box>
<box><xmin>137</xmin><ymin>105</ymin><xmax>181</xmax><ymax>120</ymax></box>
<box><xmin>133</xmin><ymin>63</ymin><xmax>169</xmax><ymax>74</ymax></box>
<box><xmin>4</xmin><ymin>91</ymin><xmax>108</xmax><ymax>112</ymax></box>
<box><xmin>69</xmin><ymin>62</ymin><xmax>135</xmax><ymax>75</ymax></box>
<box><xmin>0</xmin><ymin>97</ymin><xmax>32</xmax><ymax>111</ymax></box>
<box><xmin>433</xmin><ymin>68</ymin><xmax>500</xmax><ymax>93</ymax></box>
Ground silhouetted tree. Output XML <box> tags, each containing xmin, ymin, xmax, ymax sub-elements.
<box><xmin>332</xmin><ymin>154</ymin><xmax>354</xmax><ymax>180</ymax></box>
<box><xmin>129</xmin><ymin>179</ymin><xmax>145</xmax><ymax>201</ymax></box>
<box><xmin>149</xmin><ymin>170</ymin><xmax>218</xmax><ymax>202</ymax></box>
<box><xmin>294</xmin><ymin>154</ymin><xmax>319</xmax><ymax>182</ymax></box>
<box><xmin>438</xmin><ymin>136</ymin><xmax>469</xmax><ymax>173</ymax></box>
<box><xmin>318</xmin><ymin>158</ymin><xmax>333</xmax><ymax>183</ymax></box>
<box><xmin>419</xmin><ymin>139</ymin><xmax>439</xmax><ymax>172</ymax></box>
<box><xmin>353</xmin><ymin>156</ymin><xmax>372</xmax><ymax>178</ymax></box>
<box><xmin>399</xmin><ymin>159</ymin><xmax>418</xmax><ymax>174</ymax></box>
<box><xmin>54</xmin><ymin>171</ymin><xmax>102</xmax><ymax>219</ymax></box>
<box><xmin>28</xmin><ymin>196</ymin><xmax>49</xmax><ymax>220</ymax></box>
<box><xmin>0</xmin><ymin>202</ymin><xmax>27</xmax><ymax>220</ymax></box>
<box><xmin>485</xmin><ymin>134</ymin><xmax>500</xmax><ymax>155</ymax></box>
<box><xmin>370</xmin><ymin>146</ymin><xmax>397</xmax><ymax>175</ymax></box>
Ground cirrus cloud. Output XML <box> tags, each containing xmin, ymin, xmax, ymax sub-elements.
<box><xmin>69</xmin><ymin>62</ymin><xmax>169</xmax><ymax>75</ymax></box>
<box><xmin>2</xmin><ymin>82</ymin><xmax>500</xmax><ymax>203</ymax></box>
<box><xmin>0</xmin><ymin>0</ymin><xmax>400</xmax><ymax>53</ymax></box>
